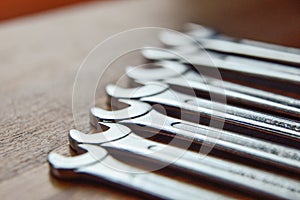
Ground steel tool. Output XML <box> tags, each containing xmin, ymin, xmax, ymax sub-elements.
<box><xmin>126</xmin><ymin>61</ymin><xmax>300</xmax><ymax>117</ymax></box>
<box><xmin>161</xmin><ymin>23</ymin><xmax>300</xmax><ymax>56</ymax></box>
<box><xmin>141</xmin><ymin>48</ymin><xmax>300</xmax><ymax>84</ymax></box>
<box><xmin>48</xmin><ymin>144</ymin><xmax>227</xmax><ymax>200</ymax></box>
<box><xmin>68</xmin><ymin>123</ymin><xmax>300</xmax><ymax>199</ymax></box>
<box><xmin>183</xmin><ymin>23</ymin><xmax>300</xmax><ymax>55</ymax></box>
<box><xmin>106</xmin><ymin>82</ymin><xmax>300</xmax><ymax>142</ymax></box>
<box><xmin>159</xmin><ymin>27</ymin><xmax>300</xmax><ymax>66</ymax></box>
<box><xmin>91</xmin><ymin>99</ymin><xmax>300</xmax><ymax>173</ymax></box>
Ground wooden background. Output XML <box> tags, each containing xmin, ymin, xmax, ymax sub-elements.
<box><xmin>0</xmin><ymin>0</ymin><xmax>300</xmax><ymax>199</ymax></box>
<box><xmin>0</xmin><ymin>0</ymin><xmax>97</xmax><ymax>21</ymax></box>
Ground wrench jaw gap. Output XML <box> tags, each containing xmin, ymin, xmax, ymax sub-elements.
<box><xmin>48</xmin><ymin>144</ymin><xmax>108</xmax><ymax>180</ymax></box>
<box><xmin>69</xmin><ymin>123</ymin><xmax>132</xmax><ymax>153</ymax></box>
<box><xmin>90</xmin><ymin>99</ymin><xmax>152</xmax><ymax>125</ymax></box>
<box><xmin>106</xmin><ymin>82</ymin><xmax>168</xmax><ymax>99</ymax></box>
<box><xmin>126</xmin><ymin>61</ymin><xmax>189</xmax><ymax>81</ymax></box>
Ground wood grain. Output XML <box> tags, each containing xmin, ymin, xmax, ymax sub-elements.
<box><xmin>0</xmin><ymin>0</ymin><xmax>299</xmax><ymax>199</ymax></box>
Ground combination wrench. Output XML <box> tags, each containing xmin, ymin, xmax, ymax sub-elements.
<box><xmin>68</xmin><ymin>122</ymin><xmax>300</xmax><ymax>199</ymax></box>
<box><xmin>163</xmin><ymin>23</ymin><xmax>300</xmax><ymax>56</ymax></box>
<box><xmin>106</xmin><ymin>82</ymin><xmax>300</xmax><ymax>143</ymax></box>
<box><xmin>91</xmin><ymin>99</ymin><xmax>300</xmax><ymax>173</ymax></box>
<box><xmin>141</xmin><ymin>48</ymin><xmax>300</xmax><ymax>85</ymax></box>
<box><xmin>48</xmin><ymin>144</ymin><xmax>227</xmax><ymax>200</ymax></box>
<box><xmin>159</xmin><ymin>27</ymin><xmax>300</xmax><ymax>66</ymax></box>
<box><xmin>126</xmin><ymin>61</ymin><xmax>300</xmax><ymax>118</ymax></box>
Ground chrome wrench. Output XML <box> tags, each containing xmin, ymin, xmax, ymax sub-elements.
<box><xmin>184</xmin><ymin>23</ymin><xmax>300</xmax><ymax>55</ymax></box>
<box><xmin>68</xmin><ymin>123</ymin><xmax>300</xmax><ymax>199</ymax></box>
<box><xmin>48</xmin><ymin>144</ymin><xmax>227</xmax><ymax>200</ymax></box>
<box><xmin>141</xmin><ymin>48</ymin><xmax>300</xmax><ymax>84</ymax></box>
<box><xmin>159</xmin><ymin>28</ymin><xmax>300</xmax><ymax>66</ymax></box>
<box><xmin>126</xmin><ymin>61</ymin><xmax>300</xmax><ymax>117</ymax></box>
<box><xmin>106</xmin><ymin>82</ymin><xmax>300</xmax><ymax>142</ymax></box>
<box><xmin>182</xmin><ymin>23</ymin><xmax>300</xmax><ymax>54</ymax></box>
<box><xmin>91</xmin><ymin>99</ymin><xmax>300</xmax><ymax>173</ymax></box>
<box><xmin>166</xmin><ymin>23</ymin><xmax>300</xmax><ymax>55</ymax></box>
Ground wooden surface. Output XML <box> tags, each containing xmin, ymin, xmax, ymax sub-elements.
<box><xmin>0</xmin><ymin>0</ymin><xmax>300</xmax><ymax>199</ymax></box>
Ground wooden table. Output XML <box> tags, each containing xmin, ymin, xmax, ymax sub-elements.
<box><xmin>0</xmin><ymin>0</ymin><xmax>299</xmax><ymax>199</ymax></box>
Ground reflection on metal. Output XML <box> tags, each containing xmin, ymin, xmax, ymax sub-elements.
<box><xmin>48</xmin><ymin>23</ymin><xmax>300</xmax><ymax>199</ymax></box>
<box><xmin>48</xmin><ymin>144</ymin><xmax>229</xmax><ymax>200</ymax></box>
<box><xmin>106</xmin><ymin>83</ymin><xmax>300</xmax><ymax>141</ymax></box>
<box><xmin>127</xmin><ymin>61</ymin><xmax>300</xmax><ymax>117</ymax></box>
<box><xmin>91</xmin><ymin>99</ymin><xmax>300</xmax><ymax>173</ymax></box>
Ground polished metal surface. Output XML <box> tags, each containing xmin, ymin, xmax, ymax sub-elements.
<box><xmin>47</xmin><ymin>21</ymin><xmax>300</xmax><ymax>199</ymax></box>
<box><xmin>67</xmin><ymin>123</ymin><xmax>300</xmax><ymax>199</ymax></box>
<box><xmin>183</xmin><ymin>23</ymin><xmax>300</xmax><ymax>55</ymax></box>
<box><xmin>91</xmin><ymin>99</ymin><xmax>300</xmax><ymax>173</ymax></box>
<box><xmin>48</xmin><ymin>144</ymin><xmax>227</xmax><ymax>200</ymax></box>
<box><xmin>141</xmin><ymin>48</ymin><xmax>300</xmax><ymax>84</ymax></box>
<box><xmin>106</xmin><ymin>83</ymin><xmax>300</xmax><ymax>141</ymax></box>
<box><xmin>126</xmin><ymin>62</ymin><xmax>300</xmax><ymax>117</ymax></box>
<box><xmin>159</xmin><ymin>26</ymin><xmax>300</xmax><ymax>66</ymax></box>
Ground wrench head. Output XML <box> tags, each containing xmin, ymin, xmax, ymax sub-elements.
<box><xmin>48</xmin><ymin>144</ymin><xmax>107</xmax><ymax>170</ymax></box>
<box><xmin>183</xmin><ymin>23</ymin><xmax>216</xmax><ymax>37</ymax></box>
<box><xmin>69</xmin><ymin>123</ymin><xmax>131</xmax><ymax>152</ymax></box>
<box><xmin>142</xmin><ymin>48</ymin><xmax>179</xmax><ymax>60</ymax></box>
<box><xmin>106</xmin><ymin>82</ymin><xmax>168</xmax><ymax>99</ymax></box>
<box><xmin>126</xmin><ymin>61</ymin><xmax>188</xmax><ymax>81</ymax></box>
<box><xmin>159</xmin><ymin>30</ymin><xmax>194</xmax><ymax>46</ymax></box>
<box><xmin>90</xmin><ymin>99</ymin><xmax>152</xmax><ymax>125</ymax></box>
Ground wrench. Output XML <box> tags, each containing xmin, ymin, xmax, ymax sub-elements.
<box><xmin>91</xmin><ymin>99</ymin><xmax>300</xmax><ymax>173</ymax></box>
<box><xmin>126</xmin><ymin>61</ymin><xmax>300</xmax><ymax>117</ymax></box>
<box><xmin>69</xmin><ymin>123</ymin><xmax>300</xmax><ymax>199</ymax></box>
<box><xmin>141</xmin><ymin>48</ymin><xmax>300</xmax><ymax>84</ymax></box>
<box><xmin>48</xmin><ymin>144</ymin><xmax>227</xmax><ymax>200</ymax></box>
<box><xmin>184</xmin><ymin>23</ymin><xmax>300</xmax><ymax>55</ymax></box>
<box><xmin>106</xmin><ymin>82</ymin><xmax>300</xmax><ymax>143</ymax></box>
<box><xmin>164</xmin><ymin>23</ymin><xmax>300</xmax><ymax>55</ymax></box>
<box><xmin>159</xmin><ymin>28</ymin><xmax>300</xmax><ymax>66</ymax></box>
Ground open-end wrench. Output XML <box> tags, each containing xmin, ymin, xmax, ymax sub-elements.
<box><xmin>106</xmin><ymin>82</ymin><xmax>300</xmax><ymax>143</ymax></box>
<box><xmin>69</xmin><ymin>123</ymin><xmax>300</xmax><ymax>199</ymax></box>
<box><xmin>91</xmin><ymin>99</ymin><xmax>300</xmax><ymax>173</ymax></box>
<box><xmin>185</xmin><ymin>23</ymin><xmax>300</xmax><ymax>56</ymax></box>
<box><xmin>126</xmin><ymin>61</ymin><xmax>300</xmax><ymax>117</ymax></box>
<box><xmin>48</xmin><ymin>144</ymin><xmax>228</xmax><ymax>200</ymax></box>
<box><xmin>159</xmin><ymin>27</ymin><xmax>300</xmax><ymax>66</ymax></box>
<box><xmin>164</xmin><ymin>23</ymin><xmax>300</xmax><ymax>55</ymax></box>
<box><xmin>141</xmin><ymin>48</ymin><xmax>300</xmax><ymax>85</ymax></box>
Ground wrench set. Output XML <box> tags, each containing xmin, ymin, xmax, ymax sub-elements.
<box><xmin>48</xmin><ymin>23</ymin><xmax>300</xmax><ymax>199</ymax></box>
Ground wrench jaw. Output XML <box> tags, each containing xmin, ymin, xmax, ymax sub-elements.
<box><xmin>159</xmin><ymin>30</ymin><xmax>194</xmax><ymax>46</ymax></box>
<box><xmin>183</xmin><ymin>23</ymin><xmax>216</xmax><ymax>38</ymax></box>
<box><xmin>106</xmin><ymin>82</ymin><xmax>168</xmax><ymax>99</ymax></box>
<box><xmin>126</xmin><ymin>61</ymin><xmax>189</xmax><ymax>81</ymax></box>
<box><xmin>142</xmin><ymin>48</ymin><xmax>180</xmax><ymax>61</ymax></box>
<box><xmin>90</xmin><ymin>99</ymin><xmax>152</xmax><ymax>125</ymax></box>
<box><xmin>69</xmin><ymin>123</ymin><xmax>132</xmax><ymax>153</ymax></box>
<box><xmin>48</xmin><ymin>144</ymin><xmax>108</xmax><ymax>180</ymax></box>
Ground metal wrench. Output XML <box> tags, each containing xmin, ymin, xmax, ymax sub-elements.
<box><xmin>159</xmin><ymin>28</ymin><xmax>300</xmax><ymax>66</ymax></box>
<box><xmin>169</xmin><ymin>45</ymin><xmax>300</xmax><ymax>76</ymax></box>
<box><xmin>126</xmin><ymin>61</ymin><xmax>300</xmax><ymax>117</ymax></box>
<box><xmin>48</xmin><ymin>144</ymin><xmax>227</xmax><ymax>200</ymax></box>
<box><xmin>183</xmin><ymin>23</ymin><xmax>300</xmax><ymax>55</ymax></box>
<box><xmin>162</xmin><ymin>23</ymin><xmax>300</xmax><ymax>56</ymax></box>
<box><xmin>91</xmin><ymin>99</ymin><xmax>300</xmax><ymax>173</ymax></box>
<box><xmin>141</xmin><ymin>48</ymin><xmax>300</xmax><ymax>84</ymax></box>
<box><xmin>106</xmin><ymin>82</ymin><xmax>300</xmax><ymax>142</ymax></box>
<box><xmin>68</xmin><ymin>123</ymin><xmax>300</xmax><ymax>199</ymax></box>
